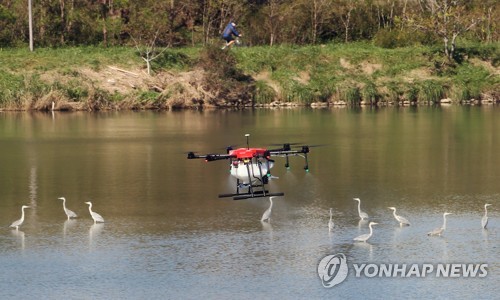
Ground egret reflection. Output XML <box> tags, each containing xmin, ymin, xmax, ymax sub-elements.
<box><xmin>63</xmin><ymin>219</ymin><xmax>77</xmax><ymax>237</ymax></box>
<box><xmin>89</xmin><ymin>223</ymin><xmax>104</xmax><ymax>248</ymax></box>
<box><xmin>357</xmin><ymin>219</ymin><xmax>368</xmax><ymax>229</ymax></box>
<box><xmin>11</xmin><ymin>229</ymin><xmax>25</xmax><ymax>250</ymax></box>
<box><xmin>261</xmin><ymin>197</ymin><xmax>274</xmax><ymax>223</ymax></box>
<box><xmin>328</xmin><ymin>208</ymin><xmax>334</xmax><ymax>232</ymax></box>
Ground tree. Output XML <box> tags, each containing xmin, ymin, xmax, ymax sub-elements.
<box><xmin>131</xmin><ymin>29</ymin><xmax>167</xmax><ymax>75</ymax></box>
<box><xmin>263</xmin><ymin>0</ymin><xmax>283</xmax><ymax>46</ymax></box>
<box><xmin>408</xmin><ymin>0</ymin><xmax>479</xmax><ymax>60</ymax></box>
<box><xmin>338</xmin><ymin>0</ymin><xmax>358</xmax><ymax>42</ymax></box>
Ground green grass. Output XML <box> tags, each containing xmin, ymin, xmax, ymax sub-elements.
<box><xmin>0</xmin><ymin>41</ymin><xmax>498</xmax><ymax>108</ymax></box>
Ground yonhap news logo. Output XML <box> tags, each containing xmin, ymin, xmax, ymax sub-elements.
<box><xmin>317</xmin><ymin>253</ymin><xmax>349</xmax><ymax>288</ymax></box>
<box><xmin>318</xmin><ymin>253</ymin><xmax>488</xmax><ymax>288</ymax></box>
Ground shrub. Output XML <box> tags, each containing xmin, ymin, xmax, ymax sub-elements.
<box><xmin>362</xmin><ymin>81</ymin><xmax>378</xmax><ymax>103</ymax></box>
<box><xmin>153</xmin><ymin>50</ymin><xmax>191</xmax><ymax>70</ymax></box>
<box><xmin>404</xmin><ymin>84</ymin><xmax>419</xmax><ymax>102</ymax></box>
<box><xmin>418</xmin><ymin>80</ymin><xmax>444</xmax><ymax>103</ymax></box>
<box><xmin>254</xmin><ymin>80</ymin><xmax>276</xmax><ymax>104</ymax></box>
<box><xmin>386</xmin><ymin>82</ymin><xmax>401</xmax><ymax>102</ymax></box>
<box><xmin>373</xmin><ymin>29</ymin><xmax>439</xmax><ymax>49</ymax></box>
<box><xmin>337</xmin><ymin>85</ymin><xmax>361</xmax><ymax>105</ymax></box>
<box><xmin>450</xmin><ymin>83</ymin><xmax>470</xmax><ymax>102</ymax></box>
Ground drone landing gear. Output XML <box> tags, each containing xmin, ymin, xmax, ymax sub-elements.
<box><xmin>220</xmin><ymin>163</ymin><xmax>283</xmax><ymax>200</ymax></box>
<box><xmin>219</xmin><ymin>191</ymin><xmax>284</xmax><ymax>201</ymax></box>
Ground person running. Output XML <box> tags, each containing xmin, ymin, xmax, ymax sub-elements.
<box><xmin>221</xmin><ymin>21</ymin><xmax>242</xmax><ymax>50</ymax></box>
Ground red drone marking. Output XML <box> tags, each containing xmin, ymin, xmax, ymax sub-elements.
<box><xmin>229</xmin><ymin>148</ymin><xmax>268</xmax><ymax>159</ymax></box>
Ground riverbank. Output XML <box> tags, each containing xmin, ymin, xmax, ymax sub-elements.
<box><xmin>0</xmin><ymin>42</ymin><xmax>498</xmax><ymax>111</ymax></box>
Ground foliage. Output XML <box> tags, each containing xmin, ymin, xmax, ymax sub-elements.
<box><xmin>405</xmin><ymin>84</ymin><xmax>419</xmax><ymax>102</ymax></box>
<box><xmin>197</xmin><ymin>46</ymin><xmax>255</xmax><ymax>105</ymax></box>
<box><xmin>0</xmin><ymin>1</ymin><xmax>497</xmax><ymax>49</ymax></box>
<box><xmin>418</xmin><ymin>80</ymin><xmax>445</xmax><ymax>103</ymax></box>
<box><xmin>0</xmin><ymin>40</ymin><xmax>498</xmax><ymax>108</ymax></box>
<box><xmin>362</xmin><ymin>81</ymin><xmax>379</xmax><ymax>103</ymax></box>
<box><xmin>373</xmin><ymin>28</ymin><xmax>439</xmax><ymax>49</ymax></box>
<box><xmin>254</xmin><ymin>80</ymin><xmax>276</xmax><ymax>104</ymax></box>
<box><xmin>152</xmin><ymin>50</ymin><xmax>192</xmax><ymax>70</ymax></box>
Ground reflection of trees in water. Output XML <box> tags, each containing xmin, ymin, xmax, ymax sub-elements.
<box><xmin>29</xmin><ymin>166</ymin><xmax>38</xmax><ymax>220</ymax></box>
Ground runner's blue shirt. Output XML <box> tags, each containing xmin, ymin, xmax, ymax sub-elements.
<box><xmin>222</xmin><ymin>23</ymin><xmax>240</xmax><ymax>39</ymax></box>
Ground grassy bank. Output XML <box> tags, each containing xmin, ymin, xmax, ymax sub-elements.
<box><xmin>0</xmin><ymin>42</ymin><xmax>498</xmax><ymax>110</ymax></box>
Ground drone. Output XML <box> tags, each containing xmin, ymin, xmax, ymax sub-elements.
<box><xmin>187</xmin><ymin>134</ymin><xmax>311</xmax><ymax>200</ymax></box>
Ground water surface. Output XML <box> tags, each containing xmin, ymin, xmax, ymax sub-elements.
<box><xmin>0</xmin><ymin>107</ymin><xmax>498</xmax><ymax>299</ymax></box>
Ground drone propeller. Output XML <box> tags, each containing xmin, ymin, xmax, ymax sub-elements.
<box><xmin>268</xmin><ymin>142</ymin><xmax>303</xmax><ymax>148</ymax></box>
<box><xmin>182</xmin><ymin>150</ymin><xmax>200</xmax><ymax>155</ymax></box>
<box><xmin>293</xmin><ymin>144</ymin><xmax>328</xmax><ymax>148</ymax></box>
<box><xmin>223</xmin><ymin>145</ymin><xmax>238</xmax><ymax>153</ymax></box>
<box><xmin>267</xmin><ymin>142</ymin><xmax>303</xmax><ymax>152</ymax></box>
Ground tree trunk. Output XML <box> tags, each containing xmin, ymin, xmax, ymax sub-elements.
<box><xmin>450</xmin><ymin>32</ymin><xmax>458</xmax><ymax>59</ymax></box>
<box><xmin>311</xmin><ymin>0</ymin><xmax>318</xmax><ymax>44</ymax></box>
<box><xmin>486</xmin><ymin>7</ymin><xmax>492</xmax><ymax>43</ymax></box>
<box><xmin>60</xmin><ymin>0</ymin><xmax>65</xmax><ymax>44</ymax></box>
<box><xmin>341</xmin><ymin>8</ymin><xmax>352</xmax><ymax>43</ymax></box>
<box><xmin>28</xmin><ymin>0</ymin><xmax>33</xmax><ymax>51</ymax></box>
<box><xmin>269</xmin><ymin>0</ymin><xmax>276</xmax><ymax>46</ymax></box>
<box><xmin>101</xmin><ymin>1</ymin><xmax>108</xmax><ymax>47</ymax></box>
<box><xmin>67</xmin><ymin>0</ymin><xmax>75</xmax><ymax>41</ymax></box>
<box><xmin>401</xmin><ymin>0</ymin><xmax>408</xmax><ymax>30</ymax></box>
<box><xmin>167</xmin><ymin>0</ymin><xmax>175</xmax><ymax>47</ymax></box>
<box><xmin>443</xmin><ymin>36</ymin><xmax>449</xmax><ymax>59</ymax></box>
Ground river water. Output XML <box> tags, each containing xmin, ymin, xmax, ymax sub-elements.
<box><xmin>0</xmin><ymin>107</ymin><xmax>498</xmax><ymax>299</ymax></box>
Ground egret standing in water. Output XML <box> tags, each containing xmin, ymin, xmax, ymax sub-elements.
<box><xmin>10</xmin><ymin>205</ymin><xmax>30</xmax><ymax>230</ymax></box>
<box><xmin>59</xmin><ymin>197</ymin><xmax>77</xmax><ymax>220</ymax></box>
<box><xmin>84</xmin><ymin>201</ymin><xmax>104</xmax><ymax>224</ymax></box>
<box><xmin>482</xmin><ymin>204</ymin><xmax>492</xmax><ymax>229</ymax></box>
<box><xmin>354</xmin><ymin>222</ymin><xmax>378</xmax><ymax>242</ymax></box>
<box><xmin>328</xmin><ymin>208</ymin><xmax>334</xmax><ymax>232</ymax></box>
<box><xmin>388</xmin><ymin>207</ymin><xmax>410</xmax><ymax>226</ymax></box>
<box><xmin>353</xmin><ymin>198</ymin><xmax>369</xmax><ymax>220</ymax></box>
<box><xmin>261</xmin><ymin>197</ymin><xmax>275</xmax><ymax>222</ymax></box>
<box><xmin>427</xmin><ymin>212</ymin><xmax>452</xmax><ymax>236</ymax></box>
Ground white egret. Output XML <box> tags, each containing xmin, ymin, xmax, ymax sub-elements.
<box><xmin>84</xmin><ymin>201</ymin><xmax>104</xmax><ymax>224</ymax></box>
<box><xmin>388</xmin><ymin>207</ymin><xmax>410</xmax><ymax>226</ymax></box>
<box><xmin>59</xmin><ymin>197</ymin><xmax>77</xmax><ymax>220</ymax></box>
<box><xmin>482</xmin><ymin>204</ymin><xmax>492</xmax><ymax>229</ymax></box>
<box><xmin>328</xmin><ymin>208</ymin><xmax>334</xmax><ymax>232</ymax></box>
<box><xmin>427</xmin><ymin>212</ymin><xmax>452</xmax><ymax>236</ymax></box>
<box><xmin>354</xmin><ymin>222</ymin><xmax>378</xmax><ymax>242</ymax></box>
<box><xmin>261</xmin><ymin>197</ymin><xmax>274</xmax><ymax>222</ymax></box>
<box><xmin>353</xmin><ymin>198</ymin><xmax>369</xmax><ymax>220</ymax></box>
<box><xmin>10</xmin><ymin>205</ymin><xmax>30</xmax><ymax>230</ymax></box>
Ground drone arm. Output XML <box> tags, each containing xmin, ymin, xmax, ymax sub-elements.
<box><xmin>268</xmin><ymin>146</ymin><xmax>310</xmax><ymax>171</ymax></box>
<box><xmin>268</xmin><ymin>146</ymin><xmax>309</xmax><ymax>156</ymax></box>
<box><xmin>187</xmin><ymin>152</ymin><xmax>235</xmax><ymax>161</ymax></box>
